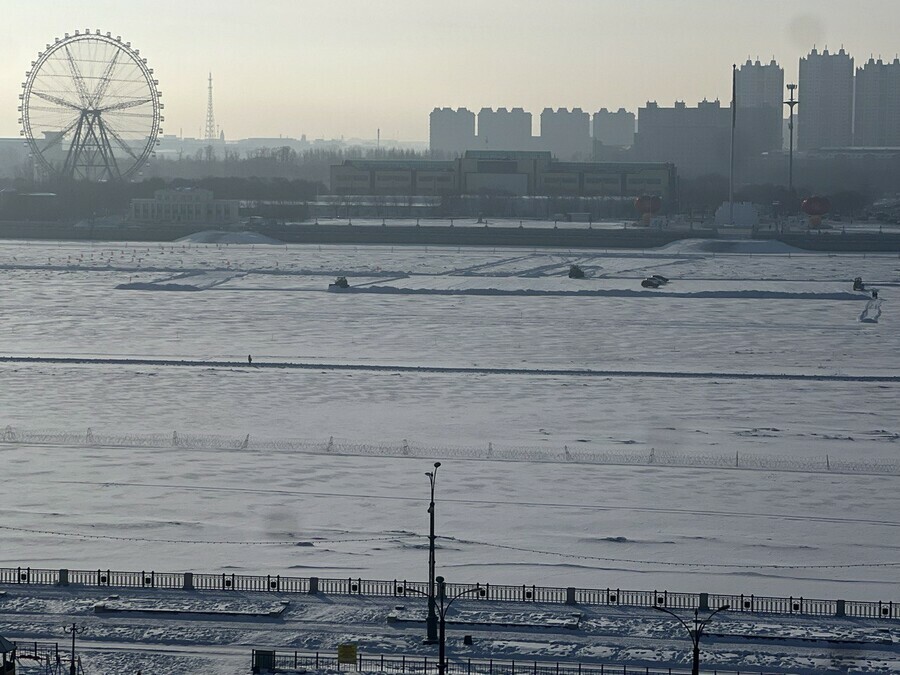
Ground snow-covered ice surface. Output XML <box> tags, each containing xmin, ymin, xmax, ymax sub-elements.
<box><xmin>0</xmin><ymin>238</ymin><xmax>899</xmax><ymax>672</ymax></box>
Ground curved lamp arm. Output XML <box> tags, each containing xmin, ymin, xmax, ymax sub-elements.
<box><xmin>695</xmin><ymin>605</ymin><xmax>729</xmax><ymax>640</ymax></box>
<box><xmin>654</xmin><ymin>606</ymin><xmax>695</xmax><ymax>643</ymax></box>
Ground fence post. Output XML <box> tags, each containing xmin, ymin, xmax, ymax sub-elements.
<box><xmin>836</xmin><ymin>599</ymin><xmax>846</xmax><ymax>617</ymax></box>
<box><xmin>699</xmin><ymin>592</ymin><xmax>709</xmax><ymax>611</ymax></box>
<box><xmin>183</xmin><ymin>572</ymin><xmax>194</xmax><ymax>591</ymax></box>
<box><xmin>566</xmin><ymin>587</ymin><xmax>577</xmax><ymax>605</ymax></box>
<box><xmin>58</xmin><ymin>569</ymin><xmax>69</xmax><ymax>587</ymax></box>
<box><xmin>309</xmin><ymin>577</ymin><xmax>319</xmax><ymax>595</ymax></box>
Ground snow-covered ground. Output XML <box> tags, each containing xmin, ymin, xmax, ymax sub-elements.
<box><xmin>0</xmin><ymin>238</ymin><xmax>898</xmax><ymax>672</ymax></box>
<box><xmin>2</xmin><ymin>585</ymin><xmax>899</xmax><ymax>675</ymax></box>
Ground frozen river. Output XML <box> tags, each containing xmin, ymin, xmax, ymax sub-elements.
<box><xmin>0</xmin><ymin>237</ymin><xmax>898</xmax><ymax>601</ymax></box>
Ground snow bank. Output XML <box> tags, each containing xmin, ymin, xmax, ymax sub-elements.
<box><xmin>659</xmin><ymin>239</ymin><xmax>805</xmax><ymax>254</ymax></box>
<box><xmin>176</xmin><ymin>230</ymin><xmax>282</xmax><ymax>244</ymax></box>
<box><xmin>343</xmin><ymin>285</ymin><xmax>866</xmax><ymax>301</ymax></box>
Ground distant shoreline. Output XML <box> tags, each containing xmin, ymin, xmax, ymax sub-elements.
<box><xmin>1</xmin><ymin>219</ymin><xmax>899</xmax><ymax>252</ymax></box>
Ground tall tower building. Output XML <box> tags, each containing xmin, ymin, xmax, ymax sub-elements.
<box><xmin>429</xmin><ymin>108</ymin><xmax>476</xmax><ymax>157</ymax></box>
<box><xmin>736</xmin><ymin>58</ymin><xmax>784</xmax><ymax>107</ymax></box>
<box><xmin>634</xmin><ymin>100</ymin><xmax>731</xmax><ymax>177</ymax></box>
<box><xmin>798</xmin><ymin>47</ymin><xmax>854</xmax><ymax>150</ymax></box>
<box><xmin>735</xmin><ymin>59</ymin><xmax>784</xmax><ymax>156</ymax></box>
<box><xmin>854</xmin><ymin>57</ymin><xmax>900</xmax><ymax>146</ymax></box>
<box><xmin>476</xmin><ymin>107</ymin><xmax>533</xmax><ymax>150</ymax></box>
<box><xmin>592</xmin><ymin>108</ymin><xmax>635</xmax><ymax>148</ymax></box>
<box><xmin>539</xmin><ymin>108</ymin><xmax>591</xmax><ymax>160</ymax></box>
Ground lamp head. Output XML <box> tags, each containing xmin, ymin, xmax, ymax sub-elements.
<box><xmin>434</xmin><ymin>461</ymin><xmax>441</xmax><ymax>468</ymax></box>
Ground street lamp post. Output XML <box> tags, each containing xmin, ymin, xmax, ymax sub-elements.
<box><xmin>425</xmin><ymin>461</ymin><xmax>441</xmax><ymax>643</ymax></box>
<box><xmin>397</xmin><ymin>576</ymin><xmax>485</xmax><ymax>675</ymax></box>
<box><xmin>63</xmin><ymin>622</ymin><xmax>85</xmax><ymax>675</ymax></box>
<box><xmin>784</xmin><ymin>84</ymin><xmax>798</xmax><ymax>206</ymax></box>
<box><xmin>435</xmin><ymin>576</ymin><xmax>486</xmax><ymax>675</ymax></box>
<box><xmin>654</xmin><ymin>605</ymin><xmax>729</xmax><ymax>675</ymax></box>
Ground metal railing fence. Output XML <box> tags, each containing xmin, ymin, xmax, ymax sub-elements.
<box><xmin>2</xmin><ymin>566</ymin><xmax>897</xmax><ymax>620</ymax></box>
<box><xmin>250</xmin><ymin>649</ymin><xmax>781</xmax><ymax>675</ymax></box>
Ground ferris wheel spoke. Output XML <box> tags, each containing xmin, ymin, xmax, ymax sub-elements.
<box><xmin>101</xmin><ymin>120</ymin><xmax>139</xmax><ymax>161</ymax></box>
<box><xmin>27</xmin><ymin>106</ymin><xmax>80</xmax><ymax>118</ymax></box>
<box><xmin>106</xmin><ymin>78</ymin><xmax>150</xmax><ymax>105</ymax></box>
<box><xmin>99</xmin><ymin>97</ymin><xmax>153</xmax><ymax>113</ymax></box>
<box><xmin>90</xmin><ymin>49</ymin><xmax>121</xmax><ymax>108</ymax></box>
<box><xmin>104</xmin><ymin>111</ymin><xmax>153</xmax><ymax>119</ymax></box>
<box><xmin>63</xmin><ymin>45</ymin><xmax>92</xmax><ymax>106</ymax></box>
<box><xmin>30</xmin><ymin>90</ymin><xmax>83</xmax><ymax>111</ymax></box>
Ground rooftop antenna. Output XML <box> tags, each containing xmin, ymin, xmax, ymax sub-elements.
<box><xmin>205</xmin><ymin>72</ymin><xmax>217</xmax><ymax>161</ymax></box>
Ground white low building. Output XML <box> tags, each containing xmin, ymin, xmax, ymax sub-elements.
<box><xmin>131</xmin><ymin>188</ymin><xmax>240</xmax><ymax>224</ymax></box>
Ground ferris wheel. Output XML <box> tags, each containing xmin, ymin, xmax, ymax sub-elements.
<box><xmin>19</xmin><ymin>30</ymin><xmax>163</xmax><ymax>181</ymax></box>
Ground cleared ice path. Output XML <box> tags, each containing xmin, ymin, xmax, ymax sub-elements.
<box><xmin>1</xmin><ymin>355</ymin><xmax>898</xmax><ymax>382</ymax></box>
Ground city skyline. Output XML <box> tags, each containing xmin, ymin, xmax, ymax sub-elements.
<box><xmin>3</xmin><ymin>0</ymin><xmax>900</xmax><ymax>142</ymax></box>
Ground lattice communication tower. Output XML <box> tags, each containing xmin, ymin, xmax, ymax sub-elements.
<box><xmin>204</xmin><ymin>72</ymin><xmax>216</xmax><ymax>160</ymax></box>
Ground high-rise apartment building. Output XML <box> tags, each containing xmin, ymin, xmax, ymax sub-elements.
<box><xmin>429</xmin><ymin>107</ymin><xmax>476</xmax><ymax>157</ymax></box>
<box><xmin>854</xmin><ymin>57</ymin><xmax>900</xmax><ymax>147</ymax></box>
<box><xmin>476</xmin><ymin>108</ymin><xmax>533</xmax><ymax>150</ymax></box>
<box><xmin>592</xmin><ymin>108</ymin><xmax>635</xmax><ymax>148</ymax></box>
<box><xmin>735</xmin><ymin>58</ymin><xmax>784</xmax><ymax>157</ymax></box>
<box><xmin>634</xmin><ymin>100</ymin><xmax>731</xmax><ymax>177</ymax></box>
<box><xmin>798</xmin><ymin>47</ymin><xmax>854</xmax><ymax>150</ymax></box>
<box><xmin>539</xmin><ymin>108</ymin><xmax>592</xmax><ymax>160</ymax></box>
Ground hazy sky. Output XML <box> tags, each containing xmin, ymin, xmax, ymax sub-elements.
<box><xmin>3</xmin><ymin>0</ymin><xmax>899</xmax><ymax>141</ymax></box>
